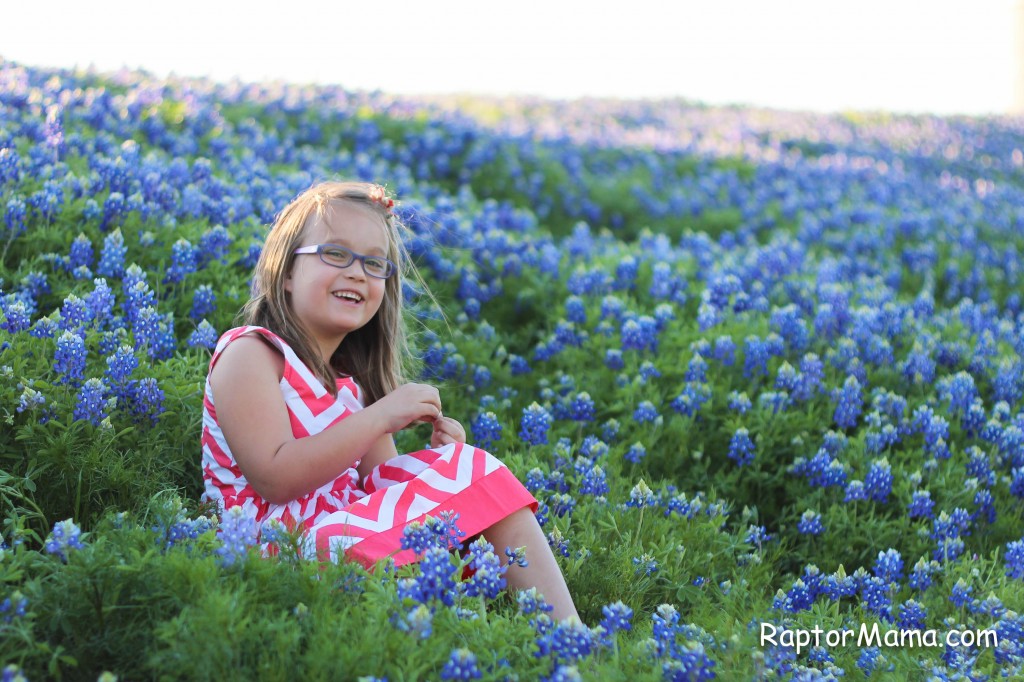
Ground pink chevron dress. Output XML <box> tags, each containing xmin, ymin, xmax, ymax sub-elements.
<box><xmin>201</xmin><ymin>326</ymin><xmax>537</xmax><ymax>568</ymax></box>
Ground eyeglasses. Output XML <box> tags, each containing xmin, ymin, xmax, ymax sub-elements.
<box><xmin>292</xmin><ymin>244</ymin><xmax>396</xmax><ymax>279</ymax></box>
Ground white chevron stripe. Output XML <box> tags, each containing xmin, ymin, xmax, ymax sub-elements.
<box><xmin>321</xmin><ymin>483</ymin><xmax>402</xmax><ymax>533</ymax></box>
<box><xmin>414</xmin><ymin>445</ymin><xmax>476</xmax><ymax>494</ymax></box>
<box><xmin>406</xmin><ymin>492</ymin><xmax>441</xmax><ymax>520</ymax></box>
<box><xmin>281</xmin><ymin>381</ymin><xmax>363</xmax><ymax>433</ymax></box>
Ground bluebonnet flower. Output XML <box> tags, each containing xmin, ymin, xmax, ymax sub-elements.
<box><xmin>58</xmin><ymin>295</ymin><xmax>91</xmax><ymax>332</ymax></box>
<box><xmin>624</xmin><ymin>443</ymin><xmax>646</xmax><ymax>464</ymax></box>
<box><xmin>5</xmin><ymin>196</ymin><xmax>26</xmax><ymax>237</ymax></box>
<box><xmin>727</xmin><ymin>391</ymin><xmax>751</xmax><ymax>414</ymax></box>
<box><xmin>938</xmin><ymin>371</ymin><xmax>978</xmax><ymax>416</ymax></box>
<box><xmin>0</xmin><ymin>146</ymin><xmax>21</xmax><ymax>184</ymax></box>
<box><xmin>101</xmin><ymin>191</ymin><xmax>125</xmax><ymax>230</ymax></box>
<box><xmin>54</xmin><ymin>330</ymin><xmax>87</xmax><ymax>385</ymax></box>
<box><xmin>633</xmin><ymin>553</ymin><xmax>659</xmax><ymax>576</ymax></box>
<box><xmin>639</xmin><ymin>361</ymin><xmax>661</xmax><ymax>382</ymax></box>
<box><xmin>633</xmin><ymin>401</ymin><xmax>659</xmax><ymax>424</ymax></box>
<box><xmin>599</xmin><ymin>295</ymin><xmax>624</xmax><ymax>320</ymax></box>
<box><xmin>105</xmin><ymin>344</ymin><xmax>138</xmax><ymax>392</ymax></box>
<box><xmin>844</xmin><ymin>480</ymin><xmax>867</xmax><ymax>502</ymax></box>
<box><xmin>745</xmin><ymin>525</ymin><xmax>773</xmax><ymax>548</ymax></box>
<box><xmin>742</xmin><ymin>336</ymin><xmax>770</xmax><ymax>378</ymax></box>
<box><xmin>392</xmin><ymin>603</ymin><xmax>433</xmax><ymax>639</ymax></box>
<box><xmin>564</xmin><ymin>295</ymin><xmax>586</xmax><ymax>324</ymax></box>
<box><xmin>601</xmin><ymin>418</ymin><xmax>620</xmax><ymax>443</ymax></box>
<box><xmin>856</xmin><ymin>647</ymin><xmax>883</xmax><ymax>676</ymax></box>
<box><xmin>85</xmin><ymin>278</ymin><xmax>115</xmax><ymax>324</ymax></box>
<box><xmin>620</xmin><ymin>316</ymin><xmax>658</xmax><ymax>353</ymax></box>
<box><xmin>517</xmin><ymin>587</ymin><xmax>554</xmax><ymax>617</ymax></box>
<box><xmin>73</xmin><ymin>378</ymin><xmax>109</xmax><ymax>426</ymax></box>
<box><xmin>670</xmin><ymin>382</ymin><xmax>711</xmax><ymax>417</ymax></box>
<box><xmin>728</xmin><ymin>428</ymin><xmax>755</xmax><ymax>467</ymax></box>
<box><xmin>401</xmin><ymin>520</ymin><xmax>439</xmax><ymax>556</ymax></box>
<box><xmin>897</xmin><ymin>599</ymin><xmax>928</xmax><ymax>631</ymax></box>
<box><xmin>797</xmin><ymin>510</ymin><xmax>824</xmax><ymax>536</ymax></box>
<box><xmin>908</xmin><ymin>490</ymin><xmax>935</xmax><ymax>519</ymax></box>
<box><xmin>462</xmin><ymin>537</ymin><xmax>507</xmax><ymax>599</ymax></box>
<box><xmin>873</xmin><ymin>548</ymin><xmax>904</xmax><ymax>583</ymax></box>
<box><xmin>190</xmin><ymin>284</ymin><xmax>216</xmax><ymax>321</ymax></box>
<box><xmin>578</xmin><ymin>465</ymin><xmax>609</xmax><ymax>497</ymax></box>
<box><xmin>909</xmin><ymin>557</ymin><xmax>939</xmax><ymax>591</ymax></box>
<box><xmin>440</xmin><ymin>648</ymin><xmax>482</xmax><ymax>680</ymax></box>
<box><xmin>520</xmin><ymin>403</ymin><xmax>552</xmax><ymax>445</ymax></box>
<box><xmin>505</xmin><ymin>545</ymin><xmax>528</xmax><ymax>568</ymax></box>
<box><xmin>0</xmin><ymin>299</ymin><xmax>31</xmax><ymax>333</ymax></box>
<box><xmin>599</xmin><ymin>600</ymin><xmax>633</xmax><ymax>638</ymax></box>
<box><xmin>188</xmin><ymin>320</ymin><xmax>219</xmax><ymax>350</ymax></box>
<box><xmin>860</xmin><ymin>575</ymin><xmax>892</xmax><ymax>618</ymax></box>
<box><xmin>568</xmin><ymin>392</ymin><xmax>595</xmax><ymax>422</ymax></box>
<box><xmin>712</xmin><ymin>335</ymin><xmax>735</xmax><ymax>365</ymax></box>
<box><xmin>973</xmin><ymin>489</ymin><xmax>996</xmax><ymax>524</ymax></box>
<box><xmin>128</xmin><ymin>377</ymin><xmax>165</xmax><ymax>425</ymax></box>
<box><xmin>215</xmin><ymin>507</ymin><xmax>258</xmax><ymax>568</ymax></box>
<box><xmin>696</xmin><ymin>301</ymin><xmax>721</xmax><ymax>332</ymax></box>
<box><xmin>832</xmin><ymin>375</ymin><xmax>863</xmax><ymax>430</ymax></box>
<box><xmin>547</xmin><ymin>528</ymin><xmax>570</xmax><ymax>557</ymax></box>
<box><xmin>16</xmin><ymin>385</ymin><xmax>45</xmax><ymax>413</ymax></box>
<box><xmin>524</xmin><ymin>468</ymin><xmax>547</xmax><ymax>494</ymax></box>
<box><xmin>69</xmin><ymin>233</ymin><xmax>93</xmax><ymax>271</ymax></box>
<box><xmin>949</xmin><ymin>579</ymin><xmax>973</xmax><ymax>609</ymax></box>
<box><xmin>97</xmin><ymin>229</ymin><xmax>127</xmax><ymax>278</ymax></box>
<box><xmin>864</xmin><ymin>459</ymin><xmax>893</xmax><ymax>503</ymax></box>
<box><xmin>627</xmin><ymin>479</ymin><xmax>656</xmax><ymax>509</ymax></box>
<box><xmin>0</xmin><ymin>591</ymin><xmax>28</xmax><ymax>624</ymax></box>
<box><xmin>548</xmin><ymin>493</ymin><xmax>577</xmax><ymax>518</ymax></box>
<box><xmin>604</xmin><ymin>349</ymin><xmax>624</xmax><ymax>370</ymax></box>
<box><xmin>931</xmin><ymin>508</ymin><xmax>971</xmax><ymax>562</ymax></box>
<box><xmin>470</xmin><ymin>411</ymin><xmax>502</xmax><ymax>450</ymax></box>
<box><xmin>901</xmin><ymin>343</ymin><xmax>936</xmax><ymax>386</ymax></box>
<box><xmin>535</xmin><ymin>617</ymin><xmax>596</xmax><ymax>667</ymax></box>
<box><xmin>44</xmin><ymin>518</ymin><xmax>86</xmax><ymax>561</ymax></box>
<box><xmin>1006</xmin><ymin>538</ymin><xmax>1024</xmax><ymax>579</ymax></box>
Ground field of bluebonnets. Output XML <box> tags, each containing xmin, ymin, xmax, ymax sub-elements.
<box><xmin>2</xmin><ymin>57</ymin><xmax>1024</xmax><ymax>680</ymax></box>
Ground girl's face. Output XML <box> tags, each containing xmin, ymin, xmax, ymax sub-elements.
<box><xmin>285</xmin><ymin>201</ymin><xmax>390</xmax><ymax>359</ymax></box>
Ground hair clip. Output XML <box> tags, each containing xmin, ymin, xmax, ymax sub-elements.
<box><xmin>368</xmin><ymin>185</ymin><xmax>395</xmax><ymax>215</ymax></box>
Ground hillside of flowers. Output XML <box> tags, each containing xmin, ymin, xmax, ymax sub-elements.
<box><xmin>2</xmin><ymin>56</ymin><xmax>1024</xmax><ymax>680</ymax></box>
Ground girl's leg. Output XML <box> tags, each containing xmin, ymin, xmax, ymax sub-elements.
<box><xmin>483</xmin><ymin>506</ymin><xmax>579</xmax><ymax>621</ymax></box>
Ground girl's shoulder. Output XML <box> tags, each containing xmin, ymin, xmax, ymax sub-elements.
<box><xmin>210</xmin><ymin>326</ymin><xmax>289</xmax><ymax>381</ymax></box>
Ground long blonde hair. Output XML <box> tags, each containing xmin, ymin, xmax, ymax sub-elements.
<box><xmin>240</xmin><ymin>181</ymin><xmax>419</xmax><ymax>404</ymax></box>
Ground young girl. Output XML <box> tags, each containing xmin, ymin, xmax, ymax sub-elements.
<box><xmin>201</xmin><ymin>180</ymin><xmax>578</xmax><ymax>620</ymax></box>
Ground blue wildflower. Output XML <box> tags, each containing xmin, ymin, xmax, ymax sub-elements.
<box><xmin>908</xmin><ymin>490</ymin><xmax>935</xmax><ymax>519</ymax></box>
<box><xmin>215</xmin><ymin>507</ymin><xmax>258</xmax><ymax>568</ymax></box>
<box><xmin>728</xmin><ymin>428</ymin><xmax>755</xmax><ymax>467</ymax></box>
<box><xmin>188</xmin><ymin>320</ymin><xmax>219</xmax><ymax>350</ymax></box>
<box><xmin>73</xmin><ymin>378</ymin><xmax>109</xmax><ymax>426</ymax></box>
<box><xmin>97</xmin><ymin>229</ymin><xmax>127</xmax><ymax>278</ymax></box>
<box><xmin>470</xmin><ymin>411</ymin><xmax>502</xmax><ymax>450</ymax></box>
<box><xmin>44</xmin><ymin>518</ymin><xmax>85</xmax><ymax>561</ymax></box>
<box><xmin>520</xmin><ymin>403</ymin><xmax>552</xmax><ymax>446</ymax></box>
<box><xmin>949</xmin><ymin>579</ymin><xmax>973</xmax><ymax>609</ymax></box>
<box><xmin>797</xmin><ymin>511</ymin><xmax>824</xmax><ymax>536</ymax></box>
<box><xmin>440</xmin><ymin>648</ymin><xmax>482</xmax><ymax>681</ymax></box>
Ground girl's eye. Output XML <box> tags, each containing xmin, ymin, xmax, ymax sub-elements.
<box><xmin>323</xmin><ymin>247</ymin><xmax>351</xmax><ymax>263</ymax></box>
<box><xmin>364</xmin><ymin>257</ymin><xmax>388</xmax><ymax>272</ymax></box>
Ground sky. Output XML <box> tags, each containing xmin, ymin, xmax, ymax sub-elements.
<box><xmin>1</xmin><ymin>0</ymin><xmax>1019</xmax><ymax>116</ymax></box>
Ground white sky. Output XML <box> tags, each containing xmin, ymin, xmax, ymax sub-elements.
<box><xmin>1</xmin><ymin>0</ymin><xmax>1019</xmax><ymax>115</ymax></box>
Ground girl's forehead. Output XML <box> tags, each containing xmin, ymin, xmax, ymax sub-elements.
<box><xmin>303</xmin><ymin>201</ymin><xmax>390</xmax><ymax>250</ymax></box>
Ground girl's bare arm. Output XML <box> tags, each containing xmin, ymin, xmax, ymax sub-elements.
<box><xmin>210</xmin><ymin>336</ymin><xmax>440</xmax><ymax>504</ymax></box>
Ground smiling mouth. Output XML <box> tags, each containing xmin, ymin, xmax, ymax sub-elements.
<box><xmin>333</xmin><ymin>291</ymin><xmax>364</xmax><ymax>303</ymax></box>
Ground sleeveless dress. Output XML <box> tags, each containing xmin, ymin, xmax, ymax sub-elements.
<box><xmin>201</xmin><ymin>325</ymin><xmax>537</xmax><ymax>568</ymax></box>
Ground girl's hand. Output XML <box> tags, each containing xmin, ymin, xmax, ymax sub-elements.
<box><xmin>371</xmin><ymin>383</ymin><xmax>442</xmax><ymax>433</ymax></box>
<box><xmin>431</xmin><ymin>414</ymin><xmax>467</xmax><ymax>448</ymax></box>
